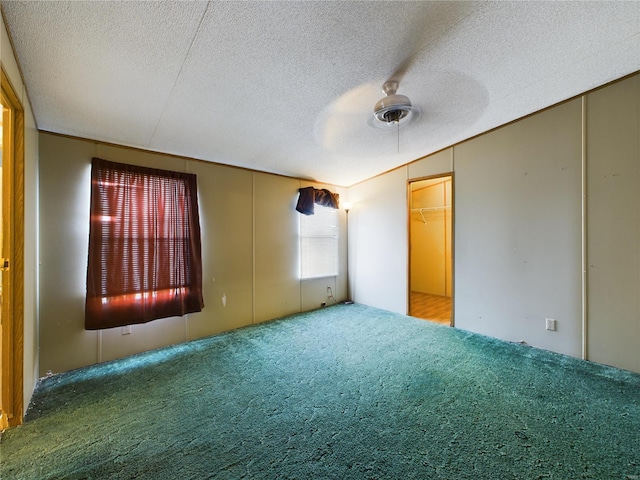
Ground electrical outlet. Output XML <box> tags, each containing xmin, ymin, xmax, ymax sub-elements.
<box><xmin>122</xmin><ymin>325</ymin><xmax>132</xmax><ymax>335</ymax></box>
<box><xmin>545</xmin><ymin>318</ymin><xmax>556</xmax><ymax>331</ymax></box>
<box><xmin>326</xmin><ymin>286</ymin><xmax>331</xmax><ymax>295</ymax></box>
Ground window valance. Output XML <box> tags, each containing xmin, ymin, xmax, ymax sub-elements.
<box><xmin>296</xmin><ymin>187</ymin><xmax>340</xmax><ymax>215</ymax></box>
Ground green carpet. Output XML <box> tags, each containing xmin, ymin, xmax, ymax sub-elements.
<box><xmin>1</xmin><ymin>304</ymin><xmax>639</xmax><ymax>479</ymax></box>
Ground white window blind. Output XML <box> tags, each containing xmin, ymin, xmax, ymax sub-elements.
<box><xmin>300</xmin><ymin>205</ymin><xmax>339</xmax><ymax>279</ymax></box>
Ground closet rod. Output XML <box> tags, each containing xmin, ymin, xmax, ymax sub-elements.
<box><xmin>410</xmin><ymin>206</ymin><xmax>451</xmax><ymax>212</ymax></box>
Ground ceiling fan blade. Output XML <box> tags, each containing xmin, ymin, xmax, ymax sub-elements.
<box><xmin>381</xmin><ymin>6</ymin><xmax>434</xmax><ymax>90</ymax></box>
<box><xmin>384</xmin><ymin>55</ymin><xmax>415</xmax><ymax>88</ymax></box>
<box><xmin>379</xmin><ymin>1</ymin><xmax>476</xmax><ymax>90</ymax></box>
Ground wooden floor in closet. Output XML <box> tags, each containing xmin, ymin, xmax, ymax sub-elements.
<box><xmin>410</xmin><ymin>292</ymin><xmax>452</xmax><ymax>326</ymax></box>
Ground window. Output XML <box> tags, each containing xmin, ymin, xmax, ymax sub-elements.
<box><xmin>85</xmin><ymin>158</ymin><xmax>204</xmax><ymax>330</ymax></box>
<box><xmin>300</xmin><ymin>204</ymin><xmax>338</xmax><ymax>279</ymax></box>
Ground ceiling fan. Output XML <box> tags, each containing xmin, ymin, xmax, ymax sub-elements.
<box><xmin>313</xmin><ymin>5</ymin><xmax>488</xmax><ymax>158</ymax></box>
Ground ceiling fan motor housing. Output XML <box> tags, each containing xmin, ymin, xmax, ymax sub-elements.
<box><xmin>373</xmin><ymin>81</ymin><xmax>415</xmax><ymax>125</ymax></box>
<box><xmin>374</xmin><ymin>94</ymin><xmax>413</xmax><ymax>123</ymax></box>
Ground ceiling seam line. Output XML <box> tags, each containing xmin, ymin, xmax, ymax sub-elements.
<box><xmin>146</xmin><ymin>0</ymin><xmax>213</xmax><ymax>149</ymax></box>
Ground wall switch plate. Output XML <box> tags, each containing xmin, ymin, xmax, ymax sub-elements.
<box><xmin>545</xmin><ymin>318</ymin><xmax>556</xmax><ymax>331</ymax></box>
<box><xmin>122</xmin><ymin>325</ymin><xmax>132</xmax><ymax>335</ymax></box>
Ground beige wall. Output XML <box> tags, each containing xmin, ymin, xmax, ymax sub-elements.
<box><xmin>586</xmin><ymin>74</ymin><xmax>640</xmax><ymax>372</ymax></box>
<box><xmin>38</xmin><ymin>133</ymin><xmax>346</xmax><ymax>373</ymax></box>
<box><xmin>347</xmin><ymin>149</ymin><xmax>453</xmax><ymax>315</ymax></box>
<box><xmin>348</xmin><ymin>73</ymin><xmax>640</xmax><ymax>373</ymax></box>
<box><xmin>1</xmin><ymin>18</ymin><xmax>40</xmax><ymax>414</ymax></box>
<box><xmin>454</xmin><ymin>99</ymin><xmax>583</xmax><ymax>357</ymax></box>
<box><xmin>348</xmin><ymin>167</ymin><xmax>408</xmax><ymax>314</ymax></box>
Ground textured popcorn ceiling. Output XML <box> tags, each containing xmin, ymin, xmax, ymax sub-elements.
<box><xmin>3</xmin><ymin>1</ymin><xmax>639</xmax><ymax>186</ymax></box>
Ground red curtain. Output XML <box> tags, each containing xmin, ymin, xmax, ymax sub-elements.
<box><xmin>85</xmin><ymin>158</ymin><xmax>204</xmax><ymax>330</ymax></box>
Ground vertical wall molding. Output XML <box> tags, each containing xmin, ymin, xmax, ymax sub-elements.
<box><xmin>450</xmin><ymin>146</ymin><xmax>454</xmax><ymax>172</ymax></box>
<box><xmin>251</xmin><ymin>172</ymin><xmax>256</xmax><ymax>325</ymax></box>
<box><xmin>581</xmin><ymin>95</ymin><xmax>588</xmax><ymax>361</ymax></box>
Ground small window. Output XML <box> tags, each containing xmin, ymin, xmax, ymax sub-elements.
<box><xmin>300</xmin><ymin>204</ymin><xmax>339</xmax><ymax>279</ymax></box>
<box><xmin>85</xmin><ymin>158</ymin><xmax>204</xmax><ymax>330</ymax></box>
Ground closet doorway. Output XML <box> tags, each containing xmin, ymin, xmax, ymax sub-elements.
<box><xmin>409</xmin><ymin>175</ymin><xmax>453</xmax><ymax>326</ymax></box>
